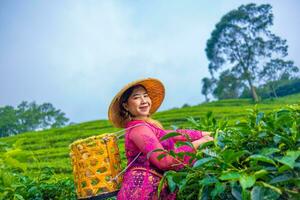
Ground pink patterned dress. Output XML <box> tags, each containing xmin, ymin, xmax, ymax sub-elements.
<box><xmin>117</xmin><ymin>120</ymin><xmax>204</xmax><ymax>200</ymax></box>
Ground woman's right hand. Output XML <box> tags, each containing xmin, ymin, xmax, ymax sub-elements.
<box><xmin>192</xmin><ymin>135</ymin><xmax>214</xmax><ymax>149</ymax></box>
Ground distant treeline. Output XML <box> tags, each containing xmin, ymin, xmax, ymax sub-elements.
<box><xmin>0</xmin><ymin>101</ymin><xmax>69</xmax><ymax>137</ymax></box>
<box><xmin>241</xmin><ymin>78</ymin><xmax>300</xmax><ymax>99</ymax></box>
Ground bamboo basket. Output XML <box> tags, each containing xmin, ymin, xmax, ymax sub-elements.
<box><xmin>69</xmin><ymin>134</ymin><xmax>123</xmax><ymax>199</ymax></box>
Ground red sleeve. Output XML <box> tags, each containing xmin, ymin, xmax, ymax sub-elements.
<box><xmin>165</xmin><ymin>129</ymin><xmax>203</xmax><ymax>142</ymax></box>
<box><xmin>128</xmin><ymin>125</ymin><xmax>195</xmax><ymax>170</ymax></box>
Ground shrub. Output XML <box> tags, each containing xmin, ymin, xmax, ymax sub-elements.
<box><xmin>159</xmin><ymin>105</ymin><xmax>300</xmax><ymax>200</ymax></box>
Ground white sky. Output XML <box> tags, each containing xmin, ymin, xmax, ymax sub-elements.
<box><xmin>0</xmin><ymin>0</ymin><xmax>299</xmax><ymax>123</ymax></box>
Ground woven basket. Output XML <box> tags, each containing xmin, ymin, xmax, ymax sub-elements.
<box><xmin>69</xmin><ymin>134</ymin><xmax>123</xmax><ymax>199</ymax></box>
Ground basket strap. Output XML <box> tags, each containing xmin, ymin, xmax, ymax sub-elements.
<box><xmin>111</xmin><ymin>122</ymin><xmax>149</xmax><ymax>181</ymax></box>
<box><xmin>114</xmin><ymin>122</ymin><xmax>147</xmax><ymax>138</ymax></box>
<box><xmin>112</xmin><ymin>151</ymin><xmax>142</xmax><ymax>181</ymax></box>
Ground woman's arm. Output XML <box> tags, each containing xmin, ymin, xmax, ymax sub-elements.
<box><xmin>128</xmin><ymin>125</ymin><xmax>196</xmax><ymax>171</ymax></box>
<box><xmin>192</xmin><ymin>135</ymin><xmax>214</xmax><ymax>149</ymax></box>
<box><xmin>165</xmin><ymin>129</ymin><xmax>211</xmax><ymax>142</ymax></box>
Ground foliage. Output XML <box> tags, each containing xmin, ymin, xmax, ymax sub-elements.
<box><xmin>212</xmin><ymin>70</ymin><xmax>245</xmax><ymax>100</ymax></box>
<box><xmin>0</xmin><ymin>140</ymin><xmax>76</xmax><ymax>200</ymax></box>
<box><xmin>259</xmin><ymin>59</ymin><xmax>299</xmax><ymax>98</ymax></box>
<box><xmin>0</xmin><ymin>166</ymin><xmax>76</xmax><ymax>200</ymax></box>
<box><xmin>0</xmin><ymin>101</ymin><xmax>69</xmax><ymax>137</ymax></box>
<box><xmin>159</xmin><ymin>105</ymin><xmax>300</xmax><ymax>200</ymax></box>
<box><xmin>241</xmin><ymin>78</ymin><xmax>300</xmax><ymax>99</ymax></box>
<box><xmin>0</xmin><ymin>94</ymin><xmax>299</xmax><ymax>180</ymax></box>
<box><xmin>201</xmin><ymin>77</ymin><xmax>214</xmax><ymax>102</ymax></box>
<box><xmin>0</xmin><ymin>95</ymin><xmax>299</xmax><ymax>199</ymax></box>
<box><xmin>204</xmin><ymin>3</ymin><xmax>299</xmax><ymax>102</ymax></box>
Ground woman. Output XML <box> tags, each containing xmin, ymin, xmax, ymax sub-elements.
<box><xmin>108</xmin><ymin>78</ymin><xmax>213</xmax><ymax>200</ymax></box>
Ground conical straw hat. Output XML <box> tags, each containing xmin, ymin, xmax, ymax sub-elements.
<box><xmin>108</xmin><ymin>78</ymin><xmax>165</xmax><ymax>128</ymax></box>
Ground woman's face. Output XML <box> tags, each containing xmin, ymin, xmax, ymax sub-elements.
<box><xmin>123</xmin><ymin>86</ymin><xmax>152</xmax><ymax>118</ymax></box>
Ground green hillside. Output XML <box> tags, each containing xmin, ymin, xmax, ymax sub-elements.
<box><xmin>0</xmin><ymin>94</ymin><xmax>299</xmax><ymax>180</ymax></box>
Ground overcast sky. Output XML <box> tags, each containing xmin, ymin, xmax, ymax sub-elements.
<box><xmin>1</xmin><ymin>0</ymin><xmax>299</xmax><ymax>123</ymax></box>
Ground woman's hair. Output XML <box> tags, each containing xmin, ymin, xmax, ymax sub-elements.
<box><xmin>119</xmin><ymin>84</ymin><xmax>164</xmax><ymax>129</ymax></box>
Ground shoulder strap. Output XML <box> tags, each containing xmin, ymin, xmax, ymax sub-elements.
<box><xmin>114</xmin><ymin>122</ymin><xmax>148</xmax><ymax>139</ymax></box>
<box><xmin>111</xmin><ymin>122</ymin><xmax>149</xmax><ymax>181</ymax></box>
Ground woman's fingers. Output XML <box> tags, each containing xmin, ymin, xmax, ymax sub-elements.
<box><xmin>203</xmin><ymin>136</ymin><xmax>214</xmax><ymax>141</ymax></box>
<box><xmin>197</xmin><ymin>136</ymin><xmax>214</xmax><ymax>144</ymax></box>
<box><xmin>201</xmin><ymin>131</ymin><xmax>212</xmax><ymax>136</ymax></box>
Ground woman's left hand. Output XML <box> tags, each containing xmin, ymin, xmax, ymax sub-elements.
<box><xmin>201</xmin><ymin>131</ymin><xmax>212</xmax><ymax>137</ymax></box>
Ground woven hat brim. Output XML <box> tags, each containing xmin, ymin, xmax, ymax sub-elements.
<box><xmin>108</xmin><ymin>78</ymin><xmax>165</xmax><ymax>128</ymax></box>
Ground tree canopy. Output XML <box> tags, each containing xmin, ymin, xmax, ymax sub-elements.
<box><xmin>204</xmin><ymin>3</ymin><xmax>299</xmax><ymax>101</ymax></box>
<box><xmin>0</xmin><ymin>101</ymin><xmax>69</xmax><ymax>137</ymax></box>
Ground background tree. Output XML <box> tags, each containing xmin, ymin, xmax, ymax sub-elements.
<box><xmin>0</xmin><ymin>106</ymin><xmax>18</xmax><ymax>137</ymax></box>
<box><xmin>0</xmin><ymin>101</ymin><xmax>69</xmax><ymax>137</ymax></box>
<box><xmin>259</xmin><ymin>59</ymin><xmax>299</xmax><ymax>98</ymax></box>
<box><xmin>212</xmin><ymin>70</ymin><xmax>245</xmax><ymax>99</ymax></box>
<box><xmin>201</xmin><ymin>77</ymin><xmax>214</xmax><ymax>102</ymax></box>
<box><xmin>205</xmin><ymin>3</ymin><xmax>296</xmax><ymax>102</ymax></box>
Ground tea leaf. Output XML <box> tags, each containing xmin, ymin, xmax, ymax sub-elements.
<box><xmin>193</xmin><ymin>157</ymin><xmax>215</xmax><ymax>168</ymax></box>
<box><xmin>221</xmin><ymin>149</ymin><xmax>246</xmax><ymax>164</ymax></box>
<box><xmin>260</xmin><ymin>148</ymin><xmax>280</xmax><ymax>156</ymax></box>
<box><xmin>199</xmin><ymin>176</ymin><xmax>218</xmax><ymax>186</ymax></box>
<box><xmin>251</xmin><ymin>186</ymin><xmax>263</xmax><ymax>200</ymax></box>
<box><xmin>276</xmin><ymin>150</ymin><xmax>300</xmax><ymax>168</ymax></box>
<box><xmin>247</xmin><ymin>154</ymin><xmax>276</xmax><ymax>166</ymax></box>
<box><xmin>240</xmin><ymin>174</ymin><xmax>256</xmax><ymax>189</ymax></box>
<box><xmin>157</xmin><ymin>175</ymin><xmax>166</xmax><ymax>198</ymax></box>
<box><xmin>160</xmin><ymin>132</ymin><xmax>181</xmax><ymax>141</ymax></box>
<box><xmin>219</xmin><ymin>171</ymin><xmax>241</xmax><ymax>181</ymax></box>
<box><xmin>257</xmin><ymin>181</ymin><xmax>282</xmax><ymax>194</ymax></box>
<box><xmin>175</xmin><ymin>141</ymin><xmax>194</xmax><ymax>149</ymax></box>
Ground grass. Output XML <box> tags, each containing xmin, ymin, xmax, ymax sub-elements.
<box><xmin>0</xmin><ymin>94</ymin><xmax>299</xmax><ymax>179</ymax></box>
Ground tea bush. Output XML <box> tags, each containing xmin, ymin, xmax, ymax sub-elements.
<box><xmin>159</xmin><ymin>105</ymin><xmax>300</xmax><ymax>200</ymax></box>
<box><xmin>0</xmin><ymin>166</ymin><xmax>76</xmax><ymax>200</ymax></box>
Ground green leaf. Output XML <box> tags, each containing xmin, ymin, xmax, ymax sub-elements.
<box><xmin>146</xmin><ymin>149</ymin><xmax>164</xmax><ymax>159</ymax></box>
<box><xmin>211</xmin><ymin>182</ymin><xmax>225</xmax><ymax>199</ymax></box>
<box><xmin>251</xmin><ymin>186</ymin><xmax>263</xmax><ymax>200</ymax></box>
<box><xmin>198</xmin><ymin>186</ymin><xmax>209</xmax><ymax>200</ymax></box>
<box><xmin>157</xmin><ymin>175</ymin><xmax>166</xmax><ymax>199</ymax></box>
<box><xmin>13</xmin><ymin>194</ymin><xmax>25</xmax><ymax>200</ymax></box>
<box><xmin>260</xmin><ymin>148</ymin><xmax>280</xmax><ymax>156</ymax></box>
<box><xmin>257</xmin><ymin>181</ymin><xmax>282</xmax><ymax>194</ymax></box>
<box><xmin>255</xmin><ymin>112</ymin><xmax>264</xmax><ymax>125</ymax></box>
<box><xmin>157</xmin><ymin>153</ymin><xmax>167</xmax><ymax>161</ymax></box>
<box><xmin>242</xmin><ymin>189</ymin><xmax>250</xmax><ymax>200</ymax></box>
<box><xmin>254</xmin><ymin>170</ymin><xmax>268</xmax><ymax>179</ymax></box>
<box><xmin>166</xmin><ymin>172</ymin><xmax>176</xmax><ymax>192</ymax></box>
<box><xmin>175</xmin><ymin>141</ymin><xmax>194</xmax><ymax>149</ymax></box>
<box><xmin>222</xmin><ymin>150</ymin><xmax>246</xmax><ymax>164</ymax></box>
<box><xmin>219</xmin><ymin>171</ymin><xmax>241</xmax><ymax>181</ymax></box>
<box><xmin>193</xmin><ymin>157</ymin><xmax>215</xmax><ymax>168</ymax></box>
<box><xmin>247</xmin><ymin>154</ymin><xmax>276</xmax><ymax>166</ymax></box>
<box><xmin>240</xmin><ymin>174</ymin><xmax>256</xmax><ymax>189</ymax></box>
<box><xmin>231</xmin><ymin>185</ymin><xmax>242</xmax><ymax>200</ymax></box>
<box><xmin>160</xmin><ymin>132</ymin><xmax>181</xmax><ymax>141</ymax></box>
<box><xmin>276</xmin><ymin>150</ymin><xmax>300</xmax><ymax>169</ymax></box>
<box><xmin>198</xmin><ymin>141</ymin><xmax>214</xmax><ymax>150</ymax></box>
<box><xmin>199</xmin><ymin>176</ymin><xmax>218</xmax><ymax>186</ymax></box>
<box><xmin>270</xmin><ymin>174</ymin><xmax>293</xmax><ymax>184</ymax></box>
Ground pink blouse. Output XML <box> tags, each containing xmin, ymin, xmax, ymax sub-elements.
<box><xmin>117</xmin><ymin>119</ymin><xmax>204</xmax><ymax>200</ymax></box>
<box><xmin>124</xmin><ymin>119</ymin><xmax>204</xmax><ymax>171</ymax></box>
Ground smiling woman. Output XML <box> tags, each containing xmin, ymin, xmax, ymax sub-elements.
<box><xmin>108</xmin><ymin>78</ymin><xmax>213</xmax><ymax>200</ymax></box>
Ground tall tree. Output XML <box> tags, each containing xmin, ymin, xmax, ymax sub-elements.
<box><xmin>205</xmin><ymin>3</ymin><xmax>293</xmax><ymax>102</ymax></box>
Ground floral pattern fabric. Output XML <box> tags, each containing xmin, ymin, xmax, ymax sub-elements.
<box><xmin>117</xmin><ymin>120</ymin><xmax>203</xmax><ymax>200</ymax></box>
